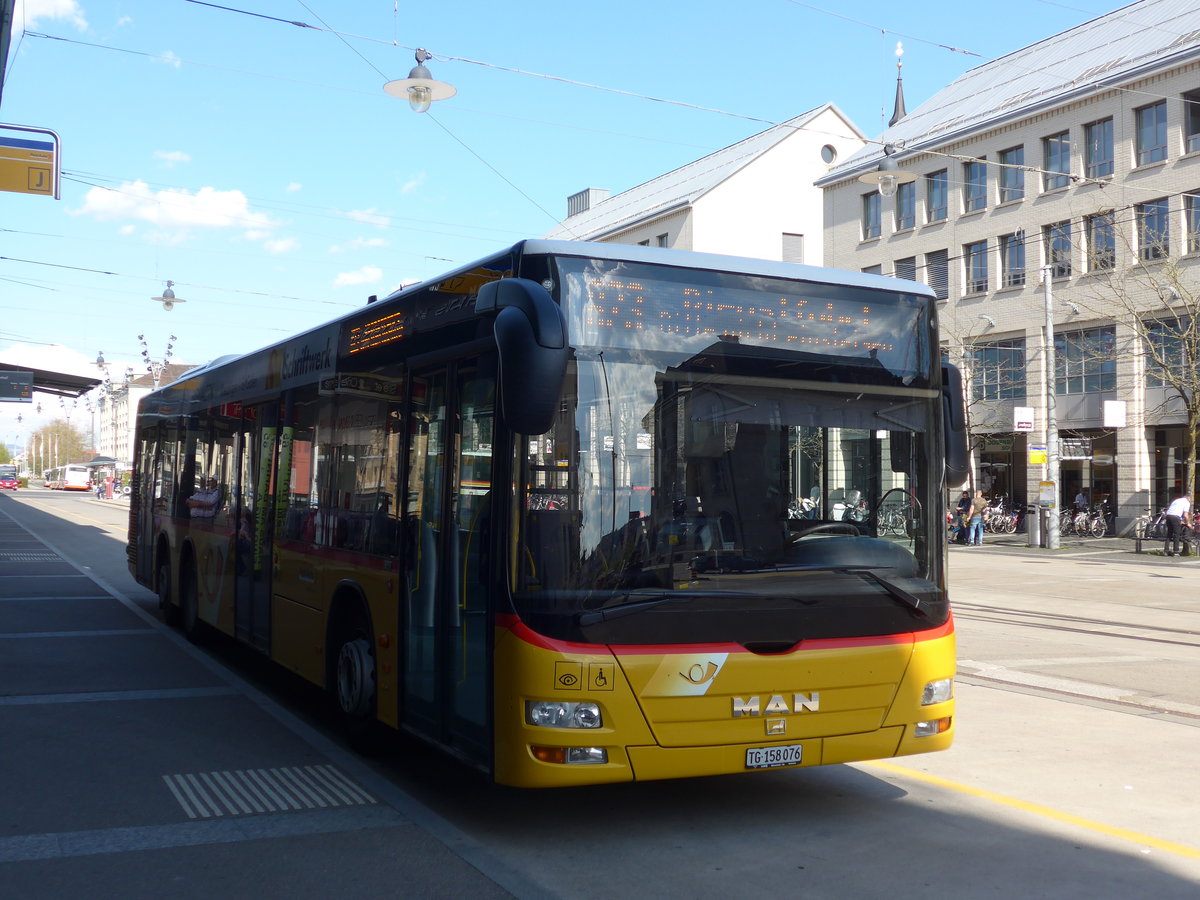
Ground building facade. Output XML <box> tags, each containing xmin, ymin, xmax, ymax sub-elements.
<box><xmin>95</xmin><ymin>363</ymin><xmax>193</xmax><ymax>473</ymax></box>
<box><xmin>545</xmin><ymin>104</ymin><xmax>865</xmax><ymax>266</ymax></box>
<box><xmin>817</xmin><ymin>0</ymin><xmax>1200</xmax><ymax>532</ymax></box>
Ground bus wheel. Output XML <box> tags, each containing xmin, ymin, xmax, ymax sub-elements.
<box><xmin>181</xmin><ymin>569</ymin><xmax>205</xmax><ymax>644</ymax></box>
<box><xmin>157</xmin><ymin>560</ymin><xmax>179</xmax><ymax>626</ymax></box>
<box><xmin>333</xmin><ymin>623</ymin><xmax>379</xmax><ymax>751</ymax></box>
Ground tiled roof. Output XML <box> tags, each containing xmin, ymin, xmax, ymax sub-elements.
<box><xmin>820</xmin><ymin>0</ymin><xmax>1200</xmax><ymax>182</ymax></box>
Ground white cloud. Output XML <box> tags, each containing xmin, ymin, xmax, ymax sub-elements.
<box><xmin>71</xmin><ymin>180</ymin><xmax>277</xmax><ymax>232</ymax></box>
<box><xmin>154</xmin><ymin>150</ymin><xmax>191</xmax><ymax>167</ymax></box>
<box><xmin>286</xmin><ymin>182</ymin><xmax>302</xmax><ymax>193</ymax></box>
<box><xmin>264</xmin><ymin>238</ymin><xmax>298</xmax><ymax>255</ymax></box>
<box><xmin>17</xmin><ymin>0</ymin><xmax>87</xmax><ymax>31</ymax></box>
<box><xmin>155</xmin><ymin>50</ymin><xmax>182</xmax><ymax>69</ymax></box>
<box><xmin>346</xmin><ymin>208</ymin><xmax>390</xmax><ymax>228</ymax></box>
<box><xmin>400</xmin><ymin>173</ymin><xmax>426</xmax><ymax>195</ymax></box>
<box><xmin>334</xmin><ymin>266</ymin><xmax>382</xmax><ymax>288</ymax></box>
<box><xmin>1</xmin><ymin>343</ymin><xmax>97</xmax><ymax>378</ymax></box>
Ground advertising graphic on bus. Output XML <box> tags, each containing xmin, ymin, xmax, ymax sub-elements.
<box><xmin>128</xmin><ymin>240</ymin><xmax>968</xmax><ymax>787</ymax></box>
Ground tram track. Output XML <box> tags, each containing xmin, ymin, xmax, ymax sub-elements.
<box><xmin>951</xmin><ymin>600</ymin><xmax>1200</xmax><ymax>651</ymax></box>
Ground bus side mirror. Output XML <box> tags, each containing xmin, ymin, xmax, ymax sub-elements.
<box><xmin>942</xmin><ymin>363</ymin><xmax>969</xmax><ymax>485</ymax></box>
<box><xmin>477</xmin><ymin>278</ymin><xmax>569</xmax><ymax>435</ymax></box>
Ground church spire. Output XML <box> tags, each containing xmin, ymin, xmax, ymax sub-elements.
<box><xmin>889</xmin><ymin>41</ymin><xmax>907</xmax><ymax>127</ymax></box>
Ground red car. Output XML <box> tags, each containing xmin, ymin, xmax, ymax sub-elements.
<box><xmin>0</xmin><ymin>474</ymin><xmax>18</xmax><ymax>490</ymax></box>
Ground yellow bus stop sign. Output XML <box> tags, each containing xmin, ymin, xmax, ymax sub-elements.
<box><xmin>0</xmin><ymin>126</ymin><xmax>60</xmax><ymax>199</ymax></box>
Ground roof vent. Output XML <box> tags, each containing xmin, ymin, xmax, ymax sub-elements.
<box><xmin>567</xmin><ymin>188</ymin><xmax>610</xmax><ymax>217</ymax></box>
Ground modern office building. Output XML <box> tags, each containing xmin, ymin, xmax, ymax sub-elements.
<box><xmin>816</xmin><ymin>0</ymin><xmax>1200</xmax><ymax>531</ymax></box>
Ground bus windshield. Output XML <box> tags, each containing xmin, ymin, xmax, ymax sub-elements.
<box><xmin>513</xmin><ymin>256</ymin><xmax>944</xmax><ymax>647</ymax></box>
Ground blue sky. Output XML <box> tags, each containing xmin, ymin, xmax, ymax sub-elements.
<box><xmin>0</xmin><ymin>0</ymin><xmax>1119</xmax><ymax>441</ymax></box>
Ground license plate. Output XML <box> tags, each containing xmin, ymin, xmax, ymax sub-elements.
<box><xmin>745</xmin><ymin>743</ymin><xmax>803</xmax><ymax>769</ymax></box>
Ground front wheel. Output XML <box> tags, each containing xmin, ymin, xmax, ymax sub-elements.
<box><xmin>332</xmin><ymin>618</ymin><xmax>381</xmax><ymax>752</ymax></box>
<box><xmin>1089</xmin><ymin>515</ymin><xmax>1107</xmax><ymax>538</ymax></box>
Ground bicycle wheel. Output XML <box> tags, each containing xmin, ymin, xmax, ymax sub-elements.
<box><xmin>1004</xmin><ymin>513</ymin><xmax>1018</xmax><ymax>534</ymax></box>
<box><xmin>1089</xmin><ymin>514</ymin><xmax>1107</xmax><ymax>538</ymax></box>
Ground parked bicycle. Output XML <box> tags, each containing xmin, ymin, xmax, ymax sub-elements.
<box><xmin>983</xmin><ymin>495</ymin><xmax>1019</xmax><ymax>534</ymax></box>
<box><xmin>1135</xmin><ymin>509</ymin><xmax>1169</xmax><ymax>541</ymax></box>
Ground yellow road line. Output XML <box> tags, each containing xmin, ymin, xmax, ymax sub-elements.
<box><xmin>863</xmin><ymin>759</ymin><xmax>1200</xmax><ymax>861</ymax></box>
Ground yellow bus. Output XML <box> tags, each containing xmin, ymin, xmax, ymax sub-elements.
<box><xmin>129</xmin><ymin>240</ymin><xmax>968</xmax><ymax>787</ymax></box>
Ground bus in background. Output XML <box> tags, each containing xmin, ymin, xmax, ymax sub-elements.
<box><xmin>45</xmin><ymin>464</ymin><xmax>91</xmax><ymax>491</ymax></box>
<box><xmin>128</xmin><ymin>240</ymin><xmax>968</xmax><ymax>788</ymax></box>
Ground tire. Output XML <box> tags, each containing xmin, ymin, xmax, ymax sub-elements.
<box><xmin>1089</xmin><ymin>515</ymin><xmax>1107</xmax><ymax>538</ymax></box>
<box><xmin>1004</xmin><ymin>514</ymin><xmax>1018</xmax><ymax>534</ymax></box>
<box><xmin>332</xmin><ymin>615</ymin><xmax>381</xmax><ymax>752</ymax></box>
<box><xmin>157</xmin><ymin>558</ymin><xmax>180</xmax><ymax>626</ymax></box>
<box><xmin>180</xmin><ymin>566</ymin><xmax>205</xmax><ymax>643</ymax></box>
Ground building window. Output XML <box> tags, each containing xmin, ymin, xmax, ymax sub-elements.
<box><xmin>1086</xmin><ymin>212</ymin><xmax>1116</xmax><ymax>271</ymax></box>
<box><xmin>1137</xmin><ymin>198</ymin><xmax>1170</xmax><ymax>260</ymax></box>
<box><xmin>964</xmin><ymin>240</ymin><xmax>988</xmax><ymax>294</ymax></box>
<box><xmin>963</xmin><ymin>160</ymin><xmax>987</xmax><ymax>212</ymax></box>
<box><xmin>924</xmin><ymin>249</ymin><xmax>949</xmax><ymax>300</ymax></box>
<box><xmin>1186</xmin><ymin>91</ymin><xmax>1200</xmax><ymax>155</ymax></box>
<box><xmin>895</xmin><ymin>180</ymin><xmax>916</xmax><ymax>230</ymax></box>
<box><xmin>968</xmin><ymin>338</ymin><xmax>1026</xmax><ymax>401</ymax></box>
<box><xmin>1136</xmin><ymin>101</ymin><xmax>1168</xmax><ymax>166</ymax></box>
<box><xmin>1186</xmin><ymin>194</ymin><xmax>1200</xmax><ymax>255</ymax></box>
<box><xmin>862</xmin><ymin>192</ymin><xmax>881</xmax><ymax>240</ymax></box>
<box><xmin>782</xmin><ymin>232</ymin><xmax>805</xmax><ymax>263</ymax></box>
<box><xmin>998</xmin><ymin>147</ymin><xmax>1024</xmax><ymax>202</ymax></box>
<box><xmin>1055</xmin><ymin>326</ymin><xmax>1116</xmax><ymax>394</ymax></box>
<box><xmin>894</xmin><ymin>256</ymin><xmax>916</xmax><ymax>281</ymax></box>
<box><xmin>926</xmin><ymin>170</ymin><xmax>948</xmax><ymax>222</ymax></box>
<box><xmin>1042</xmin><ymin>132</ymin><xmax>1071</xmax><ymax>190</ymax></box>
<box><xmin>655</xmin><ymin>233</ymin><xmax>668</xmax><ymax>247</ymax></box>
<box><xmin>861</xmin><ymin>264</ymin><xmax>882</xmax><ymax>276</ymax></box>
<box><xmin>1084</xmin><ymin>118</ymin><xmax>1114</xmax><ymax>178</ymax></box>
<box><xmin>1000</xmin><ymin>232</ymin><xmax>1026</xmax><ymax>287</ymax></box>
<box><xmin>1045</xmin><ymin>221</ymin><xmax>1072</xmax><ymax>278</ymax></box>
<box><xmin>1145</xmin><ymin>318</ymin><xmax>1188</xmax><ymax>387</ymax></box>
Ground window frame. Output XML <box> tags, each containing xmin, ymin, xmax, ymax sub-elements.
<box><xmin>926</xmin><ymin>170</ymin><xmax>948</xmax><ymax>222</ymax></box>
<box><xmin>894</xmin><ymin>180</ymin><xmax>916</xmax><ymax>230</ymax></box>
<box><xmin>1042</xmin><ymin>131</ymin><xmax>1071</xmax><ymax>191</ymax></box>
<box><xmin>924</xmin><ymin>249</ymin><xmax>949</xmax><ymax>300</ymax></box>
<box><xmin>1186</xmin><ymin>90</ymin><xmax>1200</xmax><ymax>155</ymax></box>
<box><xmin>1136</xmin><ymin>197</ymin><xmax>1170</xmax><ymax>261</ymax></box>
<box><xmin>999</xmin><ymin>232</ymin><xmax>1026</xmax><ymax>288</ymax></box>
<box><xmin>1186</xmin><ymin>193</ymin><xmax>1200</xmax><ymax>255</ymax></box>
<box><xmin>862</xmin><ymin>191</ymin><xmax>881</xmax><ymax>240</ymax></box>
<box><xmin>1044</xmin><ymin>220</ymin><xmax>1073</xmax><ymax>279</ymax></box>
<box><xmin>998</xmin><ymin>146</ymin><xmax>1025</xmax><ymax>203</ymax></box>
<box><xmin>1084</xmin><ymin>118</ymin><xmax>1114</xmax><ymax>178</ymax></box>
<box><xmin>962</xmin><ymin>160</ymin><xmax>987</xmax><ymax>212</ymax></box>
<box><xmin>1085</xmin><ymin>212</ymin><xmax>1116</xmax><ymax>272</ymax></box>
<box><xmin>1055</xmin><ymin>326</ymin><xmax>1116</xmax><ymax>394</ymax></box>
<box><xmin>1135</xmin><ymin>101</ymin><xmax>1169</xmax><ymax>166</ymax></box>
<box><xmin>968</xmin><ymin>338</ymin><xmax>1027</xmax><ymax>401</ymax></box>
<box><xmin>963</xmin><ymin>239</ymin><xmax>988</xmax><ymax>294</ymax></box>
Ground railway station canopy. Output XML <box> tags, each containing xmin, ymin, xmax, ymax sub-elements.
<box><xmin>0</xmin><ymin>362</ymin><xmax>100</xmax><ymax>399</ymax></box>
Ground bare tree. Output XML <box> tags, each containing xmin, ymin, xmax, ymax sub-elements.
<box><xmin>1072</xmin><ymin>234</ymin><xmax>1200</xmax><ymax>506</ymax></box>
<box><xmin>30</xmin><ymin>419</ymin><xmax>89</xmax><ymax>471</ymax></box>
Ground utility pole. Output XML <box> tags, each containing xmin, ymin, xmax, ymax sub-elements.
<box><xmin>1043</xmin><ymin>265</ymin><xmax>1060</xmax><ymax>550</ymax></box>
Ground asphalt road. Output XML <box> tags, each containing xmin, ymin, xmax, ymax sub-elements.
<box><xmin>2</xmin><ymin>488</ymin><xmax>1198</xmax><ymax>899</ymax></box>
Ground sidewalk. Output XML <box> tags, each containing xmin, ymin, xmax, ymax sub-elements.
<box><xmin>951</xmin><ymin>530</ymin><xmax>1199</xmax><ymax>561</ymax></box>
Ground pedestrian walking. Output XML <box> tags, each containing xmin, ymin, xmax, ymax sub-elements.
<box><xmin>967</xmin><ymin>490</ymin><xmax>986</xmax><ymax>546</ymax></box>
<box><xmin>1163</xmin><ymin>490</ymin><xmax>1192</xmax><ymax>557</ymax></box>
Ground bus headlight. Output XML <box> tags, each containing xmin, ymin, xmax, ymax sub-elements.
<box><xmin>525</xmin><ymin>700</ymin><xmax>603</xmax><ymax>728</ymax></box>
<box><xmin>921</xmin><ymin>678</ymin><xmax>953</xmax><ymax>706</ymax></box>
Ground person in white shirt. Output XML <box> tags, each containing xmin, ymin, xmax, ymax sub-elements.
<box><xmin>1164</xmin><ymin>491</ymin><xmax>1192</xmax><ymax>557</ymax></box>
<box><xmin>186</xmin><ymin>477</ymin><xmax>221</xmax><ymax>519</ymax></box>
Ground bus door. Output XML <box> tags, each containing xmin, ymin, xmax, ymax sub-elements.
<box><xmin>402</xmin><ymin>363</ymin><xmax>495</xmax><ymax>763</ymax></box>
<box><xmin>235</xmin><ymin>403</ymin><xmax>276</xmax><ymax>652</ymax></box>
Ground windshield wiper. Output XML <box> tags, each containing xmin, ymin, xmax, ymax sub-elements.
<box><xmin>833</xmin><ymin>566</ymin><xmax>929</xmax><ymax>616</ymax></box>
<box><xmin>576</xmin><ymin>591</ymin><xmax>757</xmax><ymax>626</ymax></box>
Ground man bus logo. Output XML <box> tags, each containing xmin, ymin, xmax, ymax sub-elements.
<box><xmin>732</xmin><ymin>694</ymin><xmax>820</xmax><ymax>716</ymax></box>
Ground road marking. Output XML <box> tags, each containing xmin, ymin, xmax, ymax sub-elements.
<box><xmin>163</xmin><ymin>764</ymin><xmax>377</xmax><ymax>819</ymax></box>
<box><xmin>863</xmin><ymin>760</ymin><xmax>1200</xmax><ymax>861</ymax></box>
<box><xmin>0</xmin><ymin>686</ymin><xmax>238</xmax><ymax>706</ymax></box>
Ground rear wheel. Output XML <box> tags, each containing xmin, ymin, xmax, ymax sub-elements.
<box><xmin>180</xmin><ymin>566</ymin><xmax>205</xmax><ymax>643</ymax></box>
<box><xmin>157</xmin><ymin>559</ymin><xmax>179</xmax><ymax>626</ymax></box>
<box><xmin>1090</xmin><ymin>515</ymin><xmax>1107</xmax><ymax>538</ymax></box>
